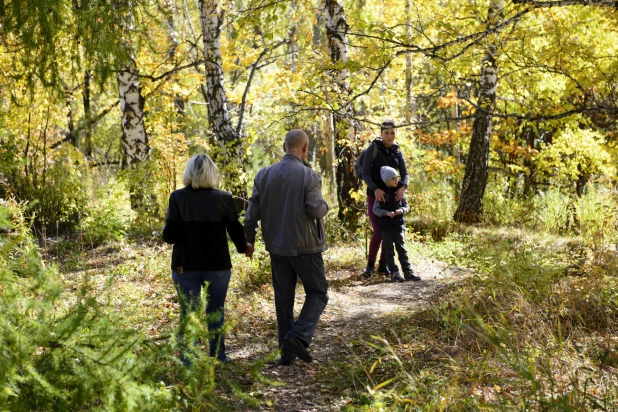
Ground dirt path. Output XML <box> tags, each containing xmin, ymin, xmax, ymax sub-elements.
<box><xmin>233</xmin><ymin>258</ymin><xmax>470</xmax><ymax>411</ymax></box>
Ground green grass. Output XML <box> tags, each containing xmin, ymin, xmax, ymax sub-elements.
<box><xmin>7</xmin><ymin>189</ymin><xmax>618</xmax><ymax>411</ymax></box>
<box><xmin>319</xmin><ymin>226</ymin><xmax>618</xmax><ymax>411</ymax></box>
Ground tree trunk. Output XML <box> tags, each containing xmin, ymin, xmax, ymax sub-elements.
<box><xmin>404</xmin><ymin>0</ymin><xmax>417</xmax><ymax>126</ymax></box>
<box><xmin>325</xmin><ymin>0</ymin><xmax>361</xmax><ymax>222</ymax></box>
<box><xmin>323</xmin><ymin>112</ymin><xmax>337</xmax><ymax>193</ymax></box>
<box><xmin>199</xmin><ymin>0</ymin><xmax>247</xmax><ymax>206</ymax></box>
<box><xmin>454</xmin><ymin>0</ymin><xmax>503</xmax><ymax>224</ymax></box>
<box><xmin>66</xmin><ymin>93</ymin><xmax>77</xmax><ymax>148</ymax></box>
<box><xmin>117</xmin><ymin>63</ymin><xmax>155</xmax><ymax>213</ymax></box>
<box><xmin>83</xmin><ymin>70</ymin><xmax>93</xmax><ymax>157</ymax></box>
<box><xmin>117</xmin><ymin>65</ymin><xmax>149</xmax><ymax>166</ymax></box>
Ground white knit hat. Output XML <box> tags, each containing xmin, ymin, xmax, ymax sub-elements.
<box><xmin>380</xmin><ymin>166</ymin><xmax>398</xmax><ymax>184</ymax></box>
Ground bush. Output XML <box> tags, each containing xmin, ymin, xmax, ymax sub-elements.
<box><xmin>0</xmin><ymin>198</ymin><xmax>220</xmax><ymax>411</ymax></box>
<box><xmin>482</xmin><ymin>177</ymin><xmax>532</xmax><ymax>227</ymax></box>
<box><xmin>407</xmin><ymin>178</ymin><xmax>457</xmax><ymax>223</ymax></box>
<box><xmin>3</xmin><ymin>145</ymin><xmax>91</xmax><ymax>235</ymax></box>
<box><xmin>531</xmin><ymin>187</ymin><xmax>572</xmax><ymax>234</ymax></box>
<box><xmin>117</xmin><ymin>161</ymin><xmax>162</xmax><ymax>236</ymax></box>
<box><xmin>79</xmin><ymin>179</ymin><xmax>136</xmax><ymax>246</ymax></box>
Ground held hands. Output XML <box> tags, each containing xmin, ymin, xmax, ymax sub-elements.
<box><xmin>245</xmin><ymin>243</ymin><xmax>254</xmax><ymax>259</ymax></box>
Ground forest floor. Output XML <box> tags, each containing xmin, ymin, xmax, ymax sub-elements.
<box><xmin>55</xmin><ymin>240</ymin><xmax>470</xmax><ymax>411</ymax></box>
<box><xmin>221</xmin><ymin>256</ymin><xmax>471</xmax><ymax>411</ymax></box>
<box><xmin>50</xmin><ymin>231</ymin><xmax>618</xmax><ymax>410</ymax></box>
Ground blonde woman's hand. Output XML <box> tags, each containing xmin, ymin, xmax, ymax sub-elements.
<box><xmin>245</xmin><ymin>243</ymin><xmax>254</xmax><ymax>259</ymax></box>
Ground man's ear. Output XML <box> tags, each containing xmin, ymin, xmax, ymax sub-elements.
<box><xmin>302</xmin><ymin>142</ymin><xmax>309</xmax><ymax>154</ymax></box>
<box><xmin>282</xmin><ymin>142</ymin><xmax>287</xmax><ymax>153</ymax></box>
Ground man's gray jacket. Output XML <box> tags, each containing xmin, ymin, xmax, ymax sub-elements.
<box><xmin>244</xmin><ymin>154</ymin><xmax>329</xmax><ymax>256</ymax></box>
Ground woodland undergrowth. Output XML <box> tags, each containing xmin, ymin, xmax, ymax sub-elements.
<box><xmin>329</xmin><ymin>228</ymin><xmax>618</xmax><ymax>411</ymax></box>
<box><xmin>2</xmin><ymin>187</ymin><xmax>618</xmax><ymax>410</ymax></box>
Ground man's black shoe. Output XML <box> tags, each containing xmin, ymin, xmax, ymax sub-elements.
<box><xmin>217</xmin><ymin>355</ymin><xmax>232</xmax><ymax>363</ymax></box>
<box><xmin>276</xmin><ymin>358</ymin><xmax>295</xmax><ymax>366</ymax></box>
<box><xmin>278</xmin><ymin>351</ymin><xmax>296</xmax><ymax>366</ymax></box>
<box><xmin>282</xmin><ymin>335</ymin><xmax>313</xmax><ymax>362</ymax></box>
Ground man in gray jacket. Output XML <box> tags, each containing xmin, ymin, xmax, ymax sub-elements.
<box><xmin>244</xmin><ymin>129</ymin><xmax>329</xmax><ymax>365</ymax></box>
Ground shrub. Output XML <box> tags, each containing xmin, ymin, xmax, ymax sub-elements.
<box><xmin>407</xmin><ymin>178</ymin><xmax>457</xmax><ymax>223</ymax></box>
<box><xmin>574</xmin><ymin>184</ymin><xmax>618</xmax><ymax>248</ymax></box>
<box><xmin>3</xmin><ymin>145</ymin><xmax>91</xmax><ymax>235</ymax></box>
<box><xmin>531</xmin><ymin>187</ymin><xmax>572</xmax><ymax>234</ymax></box>
<box><xmin>117</xmin><ymin>161</ymin><xmax>162</xmax><ymax>238</ymax></box>
<box><xmin>482</xmin><ymin>176</ymin><xmax>533</xmax><ymax>227</ymax></box>
<box><xmin>0</xmin><ymin>198</ymin><xmax>218</xmax><ymax>411</ymax></box>
<box><xmin>79</xmin><ymin>179</ymin><xmax>136</xmax><ymax>246</ymax></box>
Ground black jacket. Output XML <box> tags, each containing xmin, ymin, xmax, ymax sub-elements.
<box><xmin>163</xmin><ymin>187</ymin><xmax>247</xmax><ymax>271</ymax></box>
<box><xmin>361</xmin><ymin>138</ymin><xmax>410</xmax><ymax>197</ymax></box>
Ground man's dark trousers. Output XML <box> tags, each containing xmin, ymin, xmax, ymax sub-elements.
<box><xmin>269</xmin><ymin>252</ymin><xmax>329</xmax><ymax>349</ymax></box>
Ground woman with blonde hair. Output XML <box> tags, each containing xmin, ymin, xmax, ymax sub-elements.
<box><xmin>163</xmin><ymin>153</ymin><xmax>253</xmax><ymax>364</ymax></box>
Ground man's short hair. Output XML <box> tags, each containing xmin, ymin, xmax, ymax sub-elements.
<box><xmin>285</xmin><ymin>129</ymin><xmax>308</xmax><ymax>150</ymax></box>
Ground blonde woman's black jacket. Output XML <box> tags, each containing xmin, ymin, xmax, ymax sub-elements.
<box><xmin>163</xmin><ymin>187</ymin><xmax>247</xmax><ymax>271</ymax></box>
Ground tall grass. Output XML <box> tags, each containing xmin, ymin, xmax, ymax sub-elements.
<box><xmin>332</xmin><ymin>226</ymin><xmax>618</xmax><ymax>410</ymax></box>
<box><xmin>574</xmin><ymin>185</ymin><xmax>618</xmax><ymax>248</ymax></box>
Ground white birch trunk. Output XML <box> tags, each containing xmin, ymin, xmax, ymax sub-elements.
<box><xmin>199</xmin><ymin>0</ymin><xmax>239</xmax><ymax>145</ymax></box>
<box><xmin>117</xmin><ymin>66</ymin><xmax>149</xmax><ymax>165</ymax></box>
<box><xmin>323</xmin><ymin>112</ymin><xmax>337</xmax><ymax>192</ymax></box>
<box><xmin>325</xmin><ymin>0</ymin><xmax>360</xmax><ymax>221</ymax></box>
<box><xmin>199</xmin><ymin>0</ymin><xmax>246</xmax><ymax>203</ymax></box>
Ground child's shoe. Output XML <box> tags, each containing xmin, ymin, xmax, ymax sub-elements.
<box><xmin>404</xmin><ymin>269</ymin><xmax>421</xmax><ymax>281</ymax></box>
<box><xmin>391</xmin><ymin>271</ymin><xmax>405</xmax><ymax>282</ymax></box>
<box><xmin>377</xmin><ymin>260</ymin><xmax>391</xmax><ymax>276</ymax></box>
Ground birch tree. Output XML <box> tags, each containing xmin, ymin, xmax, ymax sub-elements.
<box><xmin>199</xmin><ymin>0</ymin><xmax>247</xmax><ymax>202</ymax></box>
<box><xmin>325</xmin><ymin>0</ymin><xmax>361</xmax><ymax>221</ymax></box>
<box><xmin>117</xmin><ymin>66</ymin><xmax>149</xmax><ymax>166</ymax></box>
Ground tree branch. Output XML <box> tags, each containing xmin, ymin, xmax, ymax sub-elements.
<box><xmin>346</xmin><ymin>8</ymin><xmax>531</xmax><ymax>62</ymax></box>
<box><xmin>398</xmin><ymin>8</ymin><xmax>532</xmax><ymax>61</ymax></box>
<box><xmin>236</xmin><ymin>40</ymin><xmax>288</xmax><ymax>135</ymax></box>
<box><xmin>512</xmin><ymin>0</ymin><xmax>618</xmax><ymax>7</ymax></box>
<box><xmin>139</xmin><ymin>60</ymin><xmax>206</xmax><ymax>82</ymax></box>
<box><xmin>50</xmin><ymin>100</ymin><xmax>118</xmax><ymax>150</ymax></box>
<box><xmin>329</xmin><ymin>8</ymin><xmax>532</xmax><ymax>111</ymax></box>
<box><xmin>343</xmin><ymin>60</ymin><xmax>393</xmax><ymax>106</ymax></box>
